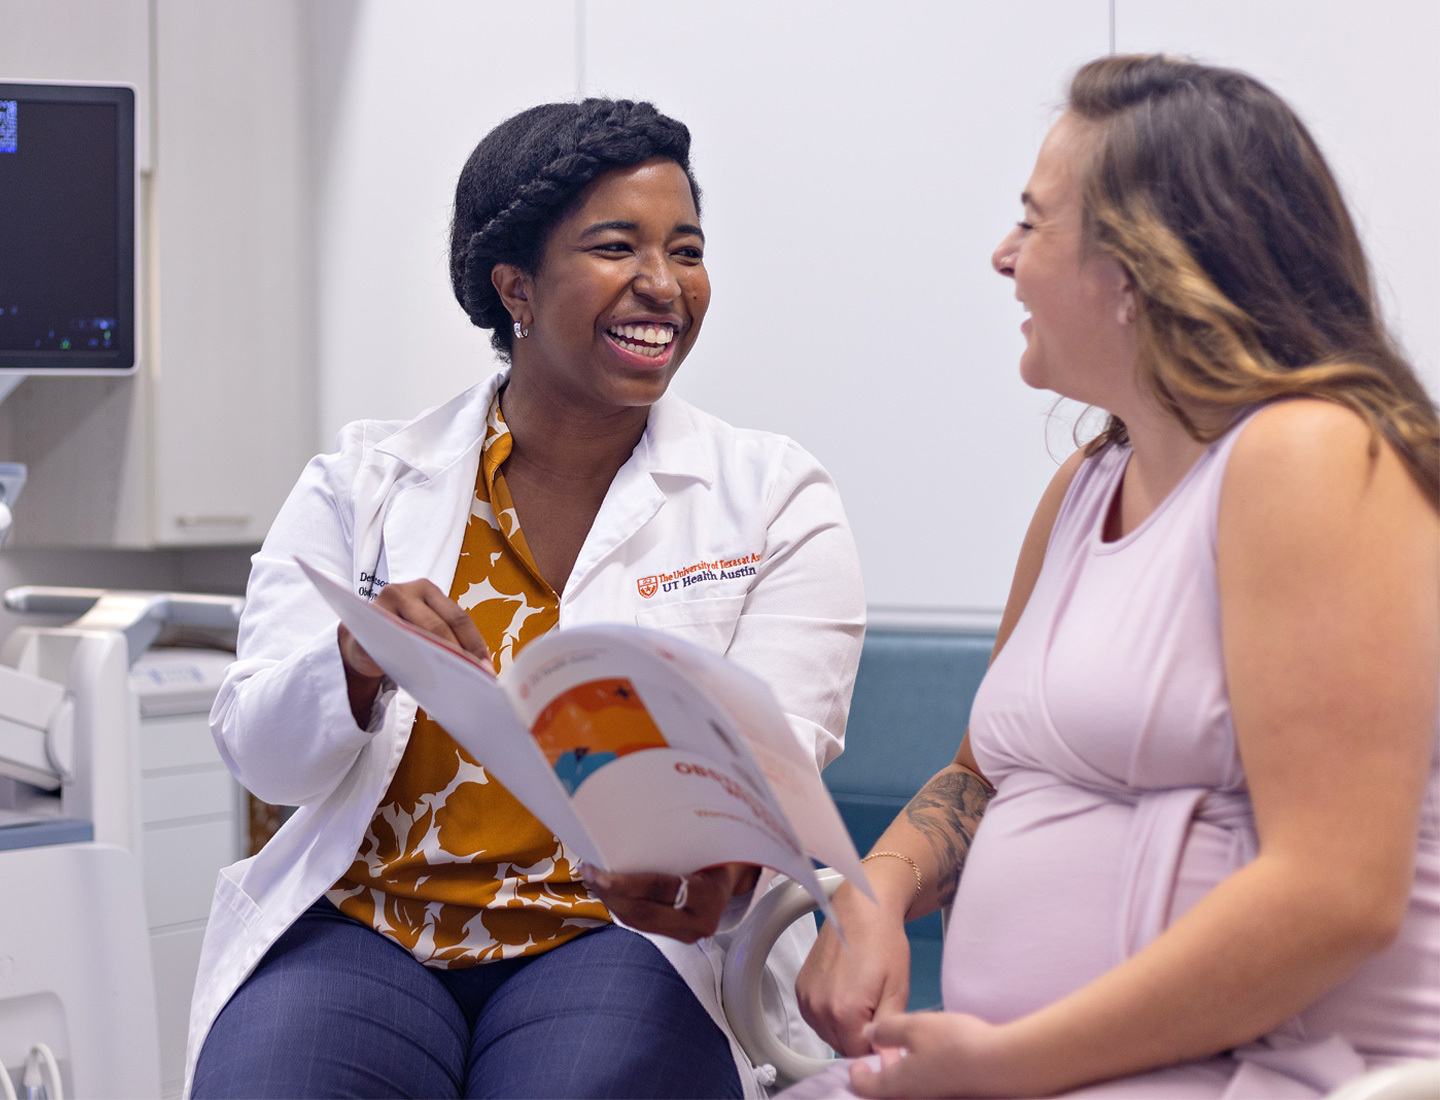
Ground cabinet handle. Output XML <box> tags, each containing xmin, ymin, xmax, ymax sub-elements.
<box><xmin>174</xmin><ymin>514</ymin><xmax>251</xmax><ymax>528</ymax></box>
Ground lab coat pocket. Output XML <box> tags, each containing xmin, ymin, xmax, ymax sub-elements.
<box><xmin>212</xmin><ymin>862</ymin><xmax>263</xmax><ymax>931</ymax></box>
<box><xmin>634</xmin><ymin>593</ymin><xmax>747</xmax><ymax>656</ymax></box>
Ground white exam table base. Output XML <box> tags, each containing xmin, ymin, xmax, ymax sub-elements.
<box><xmin>722</xmin><ymin>868</ymin><xmax>844</xmax><ymax>1089</ymax></box>
<box><xmin>0</xmin><ymin>843</ymin><xmax>161</xmax><ymax>1098</ymax></box>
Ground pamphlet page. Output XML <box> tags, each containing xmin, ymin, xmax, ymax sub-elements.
<box><xmin>300</xmin><ymin>559</ymin><xmax>867</xmax><ymax>912</ymax></box>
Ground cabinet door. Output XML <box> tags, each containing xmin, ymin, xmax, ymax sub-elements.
<box><xmin>151</xmin><ymin>0</ymin><xmax>314</xmax><ymax>546</ymax></box>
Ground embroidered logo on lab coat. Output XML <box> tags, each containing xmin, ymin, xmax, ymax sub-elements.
<box><xmin>636</xmin><ymin>552</ymin><xmax>761</xmax><ymax>598</ymax></box>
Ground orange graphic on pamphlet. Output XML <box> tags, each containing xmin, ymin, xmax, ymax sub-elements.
<box><xmin>531</xmin><ymin>678</ymin><xmax>669</xmax><ymax>794</ymax></box>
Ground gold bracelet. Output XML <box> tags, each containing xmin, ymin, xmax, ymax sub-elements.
<box><xmin>861</xmin><ymin>850</ymin><xmax>923</xmax><ymax>896</ymax></box>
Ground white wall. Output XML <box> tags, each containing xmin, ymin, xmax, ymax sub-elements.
<box><xmin>582</xmin><ymin>1</ymin><xmax>1107</xmax><ymax>619</ymax></box>
<box><xmin>308</xmin><ymin>0</ymin><xmax>578</xmax><ymax>433</ymax></box>
<box><xmin>1116</xmin><ymin>0</ymin><xmax>1440</xmax><ymax>395</ymax></box>
<box><xmin>303</xmin><ymin>0</ymin><xmax>1438</xmax><ymax>618</ymax></box>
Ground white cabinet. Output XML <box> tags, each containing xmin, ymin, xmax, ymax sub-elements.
<box><xmin>148</xmin><ymin>0</ymin><xmax>313</xmax><ymax>546</ymax></box>
<box><xmin>0</xmin><ymin>0</ymin><xmax>313</xmax><ymax>548</ymax></box>
<box><xmin>132</xmin><ymin>648</ymin><xmax>242</xmax><ymax>1099</ymax></box>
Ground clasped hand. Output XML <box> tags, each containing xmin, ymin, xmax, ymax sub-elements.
<box><xmin>797</xmin><ymin>879</ymin><xmax>1037</xmax><ymax>1098</ymax></box>
<box><xmin>797</xmin><ymin>879</ymin><xmax>912</xmax><ymax>1054</ymax></box>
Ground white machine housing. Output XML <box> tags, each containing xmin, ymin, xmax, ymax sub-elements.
<box><xmin>0</xmin><ymin>589</ymin><xmax>242</xmax><ymax>1098</ymax></box>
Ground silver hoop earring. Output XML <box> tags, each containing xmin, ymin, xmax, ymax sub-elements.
<box><xmin>513</xmin><ymin>321</ymin><xmax>529</xmax><ymax>340</ymax></box>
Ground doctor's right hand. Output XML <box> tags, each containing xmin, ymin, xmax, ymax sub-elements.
<box><xmin>337</xmin><ymin>579</ymin><xmax>490</xmax><ymax>725</ymax></box>
<box><xmin>796</xmin><ymin>869</ymin><xmax>915</xmax><ymax>1057</ymax></box>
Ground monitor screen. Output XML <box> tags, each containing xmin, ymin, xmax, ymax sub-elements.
<box><xmin>0</xmin><ymin>82</ymin><xmax>135</xmax><ymax>373</ymax></box>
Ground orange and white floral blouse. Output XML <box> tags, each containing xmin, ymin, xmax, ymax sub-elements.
<box><xmin>327</xmin><ymin>395</ymin><xmax>610</xmax><ymax>965</ymax></box>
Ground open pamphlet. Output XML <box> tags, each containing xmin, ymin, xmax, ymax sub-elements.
<box><xmin>299</xmin><ymin>559</ymin><xmax>871</xmax><ymax>921</ymax></box>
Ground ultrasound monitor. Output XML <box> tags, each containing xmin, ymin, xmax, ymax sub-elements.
<box><xmin>0</xmin><ymin>82</ymin><xmax>135</xmax><ymax>374</ymax></box>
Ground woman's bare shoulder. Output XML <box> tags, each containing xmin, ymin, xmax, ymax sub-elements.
<box><xmin>1226</xmin><ymin>398</ymin><xmax>1433</xmax><ymax>517</ymax></box>
<box><xmin>1231</xmin><ymin>397</ymin><xmax>1372</xmax><ymax>464</ymax></box>
<box><xmin>1221</xmin><ymin>399</ymin><xmax>1438</xmax><ymax>575</ymax></box>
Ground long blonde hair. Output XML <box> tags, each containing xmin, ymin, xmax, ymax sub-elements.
<box><xmin>1069</xmin><ymin>55</ymin><xmax>1439</xmax><ymax>503</ymax></box>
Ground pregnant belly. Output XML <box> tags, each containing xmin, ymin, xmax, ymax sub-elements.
<box><xmin>942</xmin><ymin>777</ymin><xmax>1130</xmax><ymax>1022</ymax></box>
<box><xmin>942</xmin><ymin>774</ymin><xmax>1241</xmax><ymax>1023</ymax></box>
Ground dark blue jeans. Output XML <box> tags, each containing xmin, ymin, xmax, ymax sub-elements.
<box><xmin>192</xmin><ymin>898</ymin><xmax>741</xmax><ymax>1099</ymax></box>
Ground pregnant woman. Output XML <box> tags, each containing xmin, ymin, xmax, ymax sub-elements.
<box><xmin>794</xmin><ymin>54</ymin><xmax>1439</xmax><ymax>1099</ymax></box>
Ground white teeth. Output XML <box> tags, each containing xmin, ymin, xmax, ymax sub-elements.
<box><xmin>613</xmin><ymin>338</ymin><xmax>663</xmax><ymax>357</ymax></box>
<box><xmin>608</xmin><ymin>323</ymin><xmax>674</xmax><ymax>349</ymax></box>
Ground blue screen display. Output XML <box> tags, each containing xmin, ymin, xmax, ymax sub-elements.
<box><xmin>0</xmin><ymin>86</ymin><xmax>133</xmax><ymax>370</ymax></box>
<box><xmin>0</xmin><ymin>101</ymin><xmax>16</xmax><ymax>154</ymax></box>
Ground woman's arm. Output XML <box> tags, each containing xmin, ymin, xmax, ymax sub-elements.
<box><xmin>797</xmin><ymin>448</ymin><xmax>1087</xmax><ymax>1056</ymax></box>
<box><xmin>723</xmin><ymin>437</ymin><xmax>869</xmax><ymax>770</ymax></box>
<box><xmin>210</xmin><ymin>419</ymin><xmax>453</xmax><ymax>807</ymax></box>
<box><xmin>853</xmin><ymin>401</ymin><xmax>1440</xmax><ymax>1098</ymax></box>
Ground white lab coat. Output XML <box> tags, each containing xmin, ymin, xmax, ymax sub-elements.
<box><xmin>187</xmin><ymin>370</ymin><xmax>865</xmax><ymax>1097</ymax></box>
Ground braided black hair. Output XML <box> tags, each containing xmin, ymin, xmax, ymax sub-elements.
<box><xmin>449</xmin><ymin>98</ymin><xmax>701</xmax><ymax>360</ymax></box>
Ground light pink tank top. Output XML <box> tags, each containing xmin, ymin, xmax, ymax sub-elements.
<box><xmin>945</xmin><ymin>415</ymin><xmax>1440</xmax><ymax>1091</ymax></box>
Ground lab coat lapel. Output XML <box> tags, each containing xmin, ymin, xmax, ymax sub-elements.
<box><xmin>565</xmin><ymin>450</ymin><xmax>666</xmax><ymax>598</ymax></box>
<box><xmin>563</xmin><ymin>395</ymin><xmax>713</xmax><ymax>601</ymax></box>
<box><xmin>380</xmin><ymin>458</ymin><xmax>478</xmax><ymax>596</ymax></box>
<box><xmin>373</xmin><ymin>372</ymin><xmax>499</xmax><ymax>594</ymax></box>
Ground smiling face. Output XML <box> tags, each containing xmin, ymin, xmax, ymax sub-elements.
<box><xmin>992</xmin><ymin>113</ymin><xmax>1137</xmax><ymax>409</ymax></box>
<box><xmin>494</xmin><ymin>158</ymin><xmax>710</xmax><ymax>413</ymax></box>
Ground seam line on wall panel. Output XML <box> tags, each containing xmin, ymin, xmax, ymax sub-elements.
<box><xmin>576</xmin><ymin>0</ymin><xmax>586</xmax><ymax>96</ymax></box>
<box><xmin>1110</xmin><ymin>0</ymin><xmax>1116</xmax><ymax>54</ymax></box>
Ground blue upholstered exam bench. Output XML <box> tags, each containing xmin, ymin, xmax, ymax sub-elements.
<box><xmin>821</xmin><ymin>627</ymin><xmax>997</xmax><ymax>1011</ymax></box>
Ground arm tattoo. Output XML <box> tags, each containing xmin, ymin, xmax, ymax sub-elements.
<box><xmin>903</xmin><ymin>768</ymin><xmax>994</xmax><ymax>907</ymax></box>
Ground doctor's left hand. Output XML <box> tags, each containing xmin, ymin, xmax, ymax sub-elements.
<box><xmin>579</xmin><ymin>862</ymin><xmax>761</xmax><ymax>943</ymax></box>
<box><xmin>337</xmin><ymin>578</ymin><xmax>491</xmax><ymax>725</ymax></box>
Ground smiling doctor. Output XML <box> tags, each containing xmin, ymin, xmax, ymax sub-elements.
<box><xmin>188</xmin><ymin>99</ymin><xmax>864</xmax><ymax>1100</ymax></box>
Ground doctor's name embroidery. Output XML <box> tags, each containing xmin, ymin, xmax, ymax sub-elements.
<box><xmin>637</xmin><ymin>552</ymin><xmax>761</xmax><ymax>598</ymax></box>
